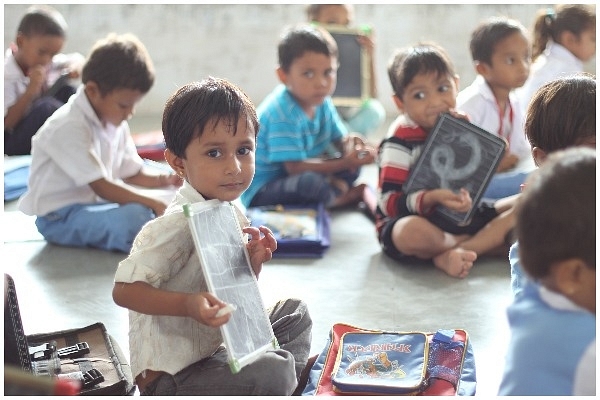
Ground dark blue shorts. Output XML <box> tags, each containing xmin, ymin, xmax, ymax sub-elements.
<box><xmin>379</xmin><ymin>200</ymin><xmax>499</xmax><ymax>262</ymax></box>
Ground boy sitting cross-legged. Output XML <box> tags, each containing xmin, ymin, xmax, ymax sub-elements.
<box><xmin>376</xmin><ymin>42</ymin><xmax>519</xmax><ymax>278</ymax></box>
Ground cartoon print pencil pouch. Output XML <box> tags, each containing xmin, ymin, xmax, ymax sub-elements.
<box><xmin>331</xmin><ymin>331</ymin><xmax>429</xmax><ymax>395</ymax></box>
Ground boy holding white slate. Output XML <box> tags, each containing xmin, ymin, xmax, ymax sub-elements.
<box><xmin>112</xmin><ymin>77</ymin><xmax>312</xmax><ymax>395</ymax></box>
<box><xmin>376</xmin><ymin>43</ymin><xmax>519</xmax><ymax>279</ymax></box>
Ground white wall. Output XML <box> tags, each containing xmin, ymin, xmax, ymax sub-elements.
<box><xmin>4</xmin><ymin>4</ymin><xmax>595</xmax><ymax>119</ymax></box>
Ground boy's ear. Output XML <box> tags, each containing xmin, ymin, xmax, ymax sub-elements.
<box><xmin>164</xmin><ymin>149</ymin><xmax>185</xmax><ymax>178</ymax></box>
<box><xmin>474</xmin><ymin>61</ymin><xmax>490</xmax><ymax>78</ymax></box>
<box><xmin>392</xmin><ymin>94</ymin><xmax>404</xmax><ymax>112</ymax></box>
<box><xmin>276</xmin><ymin>66</ymin><xmax>288</xmax><ymax>85</ymax></box>
<box><xmin>531</xmin><ymin>147</ymin><xmax>547</xmax><ymax>167</ymax></box>
<box><xmin>84</xmin><ymin>81</ymin><xmax>102</xmax><ymax>101</ymax></box>
<box><xmin>15</xmin><ymin>32</ymin><xmax>25</xmax><ymax>49</ymax></box>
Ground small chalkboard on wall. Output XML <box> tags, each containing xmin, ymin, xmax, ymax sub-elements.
<box><xmin>324</xmin><ymin>25</ymin><xmax>372</xmax><ymax>107</ymax></box>
<box><xmin>403</xmin><ymin>113</ymin><xmax>506</xmax><ymax>226</ymax></box>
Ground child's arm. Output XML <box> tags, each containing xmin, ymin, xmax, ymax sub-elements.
<box><xmin>284</xmin><ymin>135</ymin><xmax>376</xmax><ymax>176</ymax></box>
<box><xmin>242</xmin><ymin>225</ymin><xmax>277</xmax><ymax>279</ymax></box>
<box><xmin>497</xmin><ymin>153</ymin><xmax>520</xmax><ymax>172</ymax></box>
<box><xmin>89</xmin><ymin>177</ymin><xmax>169</xmax><ymax>216</ymax></box>
<box><xmin>356</xmin><ymin>32</ymin><xmax>377</xmax><ymax>98</ymax></box>
<box><xmin>4</xmin><ymin>65</ymin><xmax>46</xmax><ymax>130</ymax></box>
<box><xmin>124</xmin><ymin>169</ymin><xmax>183</xmax><ymax>189</ymax></box>
<box><xmin>112</xmin><ymin>281</ymin><xmax>231</xmax><ymax>327</ymax></box>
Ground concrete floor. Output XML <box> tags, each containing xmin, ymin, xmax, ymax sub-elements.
<box><xmin>3</xmin><ymin>116</ymin><xmax>514</xmax><ymax>396</ymax></box>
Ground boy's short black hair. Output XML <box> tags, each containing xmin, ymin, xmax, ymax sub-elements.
<box><xmin>469</xmin><ymin>17</ymin><xmax>527</xmax><ymax>65</ymax></box>
<box><xmin>81</xmin><ymin>33</ymin><xmax>154</xmax><ymax>96</ymax></box>
<box><xmin>516</xmin><ymin>147</ymin><xmax>596</xmax><ymax>280</ymax></box>
<box><xmin>277</xmin><ymin>24</ymin><xmax>338</xmax><ymax>73</ymax></box>
<box><xmin>387</xmin><ymin>42</ymin><xmax>457</xmax><ymax>99</ymax></box>
<box><xmin>17</xmin><ymin>5</ymin><xmax>67</xmax><ymax>38</ymax></box>
<box><xmin>162</xmin><ymin>77</ymin><xmax>259</xmax><ymax>158</ymax></box>
<box><xmin>525</xmin><ymin>73</ymin><xmax>596</xmax><ymax>154</ymax></box>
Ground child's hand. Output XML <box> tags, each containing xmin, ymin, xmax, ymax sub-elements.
<box><xmin>356</xmin><ymin>34</ymin><xmax>375</xmax><ymax>55</ymax></box>
<box><xmin>149</xmin><ymin>198</ymin><xmax>169</xmax><ymax>216</ymax></box>
<box><xmin>497</xmin><ymin>152</ymin><xmax>519</xmax><ymax>172</ymax></box>
<box><xmin>27</xmin><ymin>65</ymin><xmax>46</xmax><ymax>96</ymax></box>
<box><xmin>158</xmin><ymin>173</ymin><xmax>183</xmax><ymax>188</ymax></box>
<box><xmin>446</xmin><ymin>109</ymin><xmax>470</xmax><ymax>123</ymax></box>
<box><xmin>347</xmin><ymin>146</ymin><xmax>376</xmax><ymax>166</ymax></box>
<box><xmin>243</xmin><ymin>225</ymin><xmax>277</xmax><ymax>278</ymax></box>
<box><xmin>434</xmin><ymin>188</ymin><xmax>472</xmax><ymax>213</ymax></box>
<box><xmin>185</xmin><ymin>292</ymin><xmax>232</xmax><ymax>327</ymax></box>
<box><xmin>344</xmin><ymin>134</ymin><xmax>377</xmax><ymax>166</ymax></box>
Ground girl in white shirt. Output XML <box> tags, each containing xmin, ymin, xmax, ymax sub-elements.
<box><xmin>517</xmin><ymin>4</ymin><xmax>596</xmax><ymax>112</ymax></box>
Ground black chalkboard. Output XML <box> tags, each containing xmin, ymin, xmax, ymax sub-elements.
<box><xmin>325</xmin><ymin>25</ymin><xmax>371</xmax><ymax>107</ymax></box>
<box><xmin>403</xmin><ymin>113</ymin><xmax>506</xmax><ymax>226</ymax></box>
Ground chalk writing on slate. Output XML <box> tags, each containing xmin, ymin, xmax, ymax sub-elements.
<box><xmin>404</xmin><ymin>113</ymin><xmax>506</xmax><ymax>225</ymax></box>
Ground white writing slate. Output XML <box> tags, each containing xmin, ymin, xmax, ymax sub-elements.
<box><xmin>184</xmin><ymin>200</ymin><xmax>278</xmax><ymax>373</ymax></box>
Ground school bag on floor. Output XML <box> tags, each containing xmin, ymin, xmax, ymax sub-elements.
<box><xmin>302</xmin><ymin>323</ymin><xmax>477</xmax><ymax>396</ymax></box>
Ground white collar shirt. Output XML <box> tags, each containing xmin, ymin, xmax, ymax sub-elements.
<box><xmin>457</xmin><ymin>75</ymin><xmax>532</xmax><ymax>163</ymax></box>
<box><xmin>4</xmin><ymin>48</ymin><xmax>31</xmax><ymax>116</ymax></box>
<box><xmin>516</xmin><ymin>41</ymin><xmax>584</xmax><ymax>113</ymax></box>
<box><xmin>18</xmin><ymin>85</ymin><xmax>143</xmax><ymax>216</ymax></box>
<box><xmin>114</xmin><ymin>180</ymin><xmax>250</xmax><ymax>379</ymax></box>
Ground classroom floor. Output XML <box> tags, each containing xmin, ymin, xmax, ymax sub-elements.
<box><xmin>3</xmin><ymin>115</ymin><xmax>514</xmax><ymax>396</ymax></box>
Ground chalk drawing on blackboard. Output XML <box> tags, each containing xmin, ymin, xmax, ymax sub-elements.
<box><xmin>184</xmin><ymin>200</ymin><xmax>278</xmax><ymax>374</ymax></box>
<box><xmin>403</xmin><ymin>113</ymin><xmax>506</xmax><ymax>226</ymax></box>
<box><xmin>324</xmin><ymin>25</ymin><xmax>372</xmax><ymax>107</ymax></box>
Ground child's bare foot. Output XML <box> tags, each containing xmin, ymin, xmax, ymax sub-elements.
<box><xmin>433</xmin><ymin>248</ymin><xmax>477</xmax><ymax>278</ymax></box>
<box><xmin>330</xmin><ymin>183</ymin><xmax>367</xmax><ymax>209</ymax></box>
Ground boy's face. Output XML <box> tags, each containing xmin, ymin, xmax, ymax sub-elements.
<box><xmin>394</xmin><ymin>71</ymin><xmax>459</xmax><ymax>132</ymax></box>
<box><xmin>166</xmin><ymin>116</ymin><xmax>256</xmax><ymax>202</ymax></box>
<box><xmin>277</xmin><ymin>51</ymin><xmax>338</xmax><ymax>116</ymax></box>
<box><xmin>478</xmin><ymin>31</ymin><xmax>530</xmax><ymax>91</ymax></box>
<box><xmin>15</xmin><ymin>33</ymin><xmax>64</xmax><ymax>72</ymax></box>
<box><xmin>313</xmin><ymin>5</ymin><xmax>352</xmax><ymax>25</ymax></box>
<box><xmin>85</xmin><ymin>83</ymin><xmax>144</xmax><ymax>127</ymax></box>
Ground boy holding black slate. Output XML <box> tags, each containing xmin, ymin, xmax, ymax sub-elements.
<box><xmin>376</xmin><ymin>42</ymin><xmax>518</xmax><ymax>278</ymax></box>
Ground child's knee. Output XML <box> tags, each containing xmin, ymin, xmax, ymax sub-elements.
<box><xmin>252</xmin><ymin>350</ymin><xmax>297</xmax><ymax>395</ymax></box>
<box><xmin>30</xmin><ymin>96</ymin><xmax>63</xmax><ymax>119</ymax></box>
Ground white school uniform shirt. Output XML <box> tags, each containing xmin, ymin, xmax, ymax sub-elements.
<box><xmin>516</xmin><ymin>42</ymin><xmax>584</xmax><ymax>114</ymax></box>
<box><xmin>114</xmin><ymin>181</ymin><xmax>250</xmax><ymax>380</ymax></box>
<box><xmin>456</xmin><ymin>75</ymin><xmax>532</xmax><ymax>164</ymax></box>
<box><xmin>18</xmin><ymin>85</ymin><xmax>143</xmax><ymax>216</ymax></box>
<box><xmin>4</xmin><ymin>48</ymin><xmax>31</xmax><ymax>117</ymax></box>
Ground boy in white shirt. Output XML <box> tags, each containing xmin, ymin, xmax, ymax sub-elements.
<box><xmin>18</xmin><ymin>33</ymin><xmax>181</xmax><ymax>253</ymax></box>
<box><xmin>457</xmin><ymin>17</ymin><xmax>534</xmax><ymax>200</ymax></box>
<box><xmin>4</xmin><ymin>5</ymin><xmax>83</xmax><ymax>155</ymax></box>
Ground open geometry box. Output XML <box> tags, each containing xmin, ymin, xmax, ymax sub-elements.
<box><xmin>183</xmin><ymin>200</ymin><xmax>279</xmax><ymax>373</ymax></box>
<box><xmin>324</xmin><ymin>24</ymin><xmax>372</xmax><ymax>108</ymax></box>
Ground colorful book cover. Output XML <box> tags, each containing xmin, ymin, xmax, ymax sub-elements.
<box><xmin>332</xmin><ymin>331</ymin><xmax>428</xmax><ymax>395</ymax></box>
